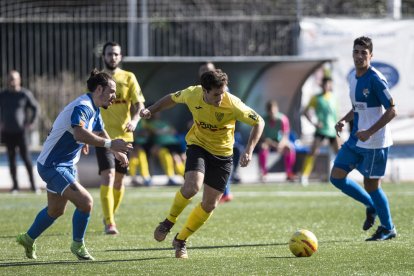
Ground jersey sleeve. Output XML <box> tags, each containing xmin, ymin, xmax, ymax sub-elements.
<box><xmin>71</xmin><ymin>105</ymin><xmax>94</xmax><ymax>129</ymax></box>
<box><xmin>372</xmin><ymin>76</ymin><xmax>394</xmax><ymax>109</ymax></box>
<box><xmin>171</xmin><ymin>86</ymin><xmax>194</xmax><ymax>104</ymax></box>
<box><xmin>233</xmin><ymin>96</ymin><xmax>263</xmax><ymax>126</ymax></box>
<box><xmin>128</xmin><ymin>73</ymin><xmax>145</xmax><ymax>104</ymax></box>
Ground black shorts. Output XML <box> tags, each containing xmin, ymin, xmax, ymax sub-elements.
<box><xmin>314</xmin><ymin>132</ymin><xmax>336</xmax><ymax>144</ymax></box>
<box><xmin>95</xmin><ymin>147</ymin><xmax>129</xmax><ymax>175</ymax></box>
<box><xmin>185</xmin><ymin>144</ymin><xmax>233</xmax><ymax>192</ymax></box>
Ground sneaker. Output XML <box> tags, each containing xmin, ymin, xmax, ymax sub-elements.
<box><xmin>366</xmin><ymin>226</ymin><xmax>397</xmax><ymax>241</ymax></box>
<box><xmin>167</xmin><ymin>178</ymin><xmax>180</xmax><ymax>186</ymax></box>
<box><xmin>16</xmin><ymin>233</ymin><xmax>37</xmax><ymax>259</ymax></box>
<box><xmin>143</xmin><ymin>177</ymin><xmax>153</xmax><ymax>186</ymax></box>
<box><xmin>362</xmin><ymin>208</ymin><xmax>376</xmax><ymax>231</ymax></box>
<box><xmin>300</xmin><ymin>176</ymin><xmax>309</xmax><ymax>187</ymax></box>
<box><xmin>70</xmin><ymin>241</ymin><xmax>95</xmax><ymax>261</ymax></box>
<box><xmin>287</xmin><ymin>172</ymin><xmax>296</xmax><ymax>182</ymax></box>
<box><xmin>154</xmin><ymin>220</ymin><xmax>174</xmax><ymax>242</ymax></box>
<box><xmin>219</xmin><ymin>194</ymin><xmax>234</xmax><ymax>203</ymax></box>
<box><xmin>172</xmin><ymin>234</ymin><xmax>188</xmax><ymax>259</ymax></box>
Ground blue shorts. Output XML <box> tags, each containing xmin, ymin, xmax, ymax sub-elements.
<box><xmin>334</xmin><ymin>142</ymin><xmax>389</xmax><ymax>179</ymax></box>
<box><xmin>37</xmin><ymin>163</ymin><xmax>77</xmax><ymax>195</ymax></box>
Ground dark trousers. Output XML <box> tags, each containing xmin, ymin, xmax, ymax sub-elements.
<box><xmin>2</xmin><ymin>131</ymin><xmax>36</xmax><ymax>190</ymax></box>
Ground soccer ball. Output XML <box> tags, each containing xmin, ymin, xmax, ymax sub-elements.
<box><xmin>289</xmin><ymin>229</ymin><xmax>318</xmax><ymax>257</ymax></box>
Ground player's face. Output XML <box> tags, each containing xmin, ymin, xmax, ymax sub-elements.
<box><xmin>203</xmin><ymin>86</ymin><xmax>225</xmax><ymax>107</ymax></box>
<box><xmin>353</xmin><ymin>45</ymin><xmax>372</xmax><ymax>72</ymax></box>
<box><xmin>103</xmin><ymin>46</ymin><xmax>122</xmax><ymax>70</ymax></box>
<box><xmin>101</xmin><ymin>80</ymin><xmax>117</xmax><ymax>109</ymax></box>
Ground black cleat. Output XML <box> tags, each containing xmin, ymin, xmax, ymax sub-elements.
<box><xmin>366</xmin><ymin>226</ymin><xmax>397</xmax><ymax>241</ymax></box>
<box><xmin>363</xmin><ymin>208</ymin><xmax>376</xmax><ymax>231</ymax></box>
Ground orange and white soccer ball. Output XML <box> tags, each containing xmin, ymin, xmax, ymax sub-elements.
<box><xmin>289</xmin><ymin>229</ymin><xmax>318</xmax><ymax>257</ymax></box>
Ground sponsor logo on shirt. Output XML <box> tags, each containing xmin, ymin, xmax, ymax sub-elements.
<box><xmin>362</xmin><ymin>88</ymin><xmax>370</xmax><ymax>98</ymax></box>
<box><xmin>352</xmin><ymin>102</ymin><xmax>367</xmax><ymax>111</ymax></box>
<box><xmin>195</xmin><ymin>120</ymin><xmax>226</xmax><ymax>131</ymax></box>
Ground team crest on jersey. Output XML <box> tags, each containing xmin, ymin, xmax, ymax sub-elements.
<box><xmin>362</xmin><ymin>88</ymin><xmax>370</xmax><ymax>98</ymax></box>
<box><xmin>174</xmin><ymin>91</ymin><xmax>182</xmax><ymax>97</ymax></box>
<box><xmin>215</xmin><ymin>112</ymin><xmax>224</xmax><ymax>121</ymax></box>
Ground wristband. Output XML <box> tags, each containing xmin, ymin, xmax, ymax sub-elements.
<box><xmin>104</xmin><ymin>139</ymin><xmax>112</xmax><ymax>149</ymax></box>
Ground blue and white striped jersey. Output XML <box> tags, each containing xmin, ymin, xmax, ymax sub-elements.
<box><xmin>347</xmin><ymin>66</ymin><xmax>394</xmax><ymax>149</ymax></box>
<box><xmin>37</xmin><ymin>93</ymin><xmax>104</xmax><ymax>167</ymax></box>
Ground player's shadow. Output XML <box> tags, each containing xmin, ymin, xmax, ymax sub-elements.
<box><xmin>0</xmin><ymin>257</ymin><xmax>167</xmax><ymax>268</ymax></box>
<box><xmin>106</xmin><ymin>241</ymin><xmax>288</xmax><ymax>253</ymax></box>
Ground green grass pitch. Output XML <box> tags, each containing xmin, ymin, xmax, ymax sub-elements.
<box><xmin>1</xmin><ymin>182</ymin><xmax>414</xmax><ymax>275</ymax></box>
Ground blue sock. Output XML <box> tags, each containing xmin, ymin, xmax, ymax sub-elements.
<box><xmin>330</xmin><ymin>176</ymin><xmax>375</xmax><ymax>209</ymax></box>
<box><xmin>369</xmin><ymin>188</ymin><xmax>393</xmax><ymax>230</ymax></box>
<box><xmin>27</xmin><ymin>207</ymin><xmax>56</xmax><ymax>240</ymax></box>
<box><xmin>223</xmin><ymin>177</ymin><xmax>231</xmax><ymax>196</ymax></box>
<box><xmin>72</xmin><ymin>209</ymin><xmax>90</xmax><ymax>242</ymax></box>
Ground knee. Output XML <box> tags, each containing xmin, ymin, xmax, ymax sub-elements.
<box><xmin>201</xmin><ymin>201</ymin><xmax>217</xmax><ymax>213</ymax></box>
<box><xmin>101</xmin><ymin>170</ymin><xmax>115</xmax><ymax>184</ymax></box>
<box><xmin>48</xmin><ymin>207</ymin><xmax>66</xmax><ymax>218</ymax></box>
<box><xmin>181</xmin><ymin>184</ymin><xmax>199</xmax><ymax>198</ymax></box>
<box><xmin>330</xmin><ymin>175</ymin><xmax>345</xmax><ymax>189</ymax></box>
<box><xmin>79</xmin><ymin>195</ymin><xmax>94</xmax><ymax>213</ymax></box>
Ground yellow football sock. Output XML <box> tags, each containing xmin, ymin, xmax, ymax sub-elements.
<box><xmin>174</xmin><ymin>161</ymin><xmax>185</xmax><ymax>176</ymax></box>
<box><xmin>113</xmin><ymin>186</ymin><xmax>125</xmax><ymax>214</ymax></box>
<box><xmin>302</xmin><ymin>155</ymin><xmax>315</xmax><ymax>177</ymax></box>
<box><xmin>100</xmin><ymin>185</ymin><xmax>115</xmax><ymax>225</ymax></box>
<box><xmin>166</xmin><ymin>190</ymin><xmax>192</xmax><ymax>224</ymax></box>
<box><xmin>137</xmin><ymin>149</ymin><xmax>150</xmax><ymax>178</ymax></box>
<box><xmin>159</xmin><ymin>147</ymin><xmax>175</xmax><ymax>177</ymax></box>
<box><xmin>177</xmin><ymin>203</ymin><xmax>212</xmax><ymax>240</ymax></box>
<box><xmin>129</xmin><ymin>156</ymin><xmax>139</xmax><ymax>176</ymax></box>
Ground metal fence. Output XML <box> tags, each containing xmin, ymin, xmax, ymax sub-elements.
<box><xmin>1</xmin><ymin>0</ymin><xmax>413</xmax><ymax>140</ymax></box>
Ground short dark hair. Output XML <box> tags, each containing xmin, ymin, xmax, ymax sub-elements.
<box><xmin>102</xmin><ymin>41</ymin><xmax>121</xmax><ymax>55</ymax></box>
<box><xmin>266</xmin><ymin>100</ymin><xmax>278</xmax><ymax>112</ymax></box>
<box><xmin>353</xmin><ymin>36</ymin><xmax>373</xmax><ymax>53</ymax></box>
<box><xmin>200</xmin><ymin>69</ymin><xmax>228</xmax><ymax>91</ymax></box>
<box><xmin>87</xmin><ymin>69</ymin><xmax>114</xmax><ymax>92</ymax></box>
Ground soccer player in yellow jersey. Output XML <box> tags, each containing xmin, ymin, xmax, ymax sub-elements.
<box><xmin>97</xmin><ymin>42</ymin><xmax>145</xmax><ymax>235</ymax></box>
<box><xmin>140</xmin><ymin>69</ymin><xmax>264</xmax><ymax>258</ymax></box>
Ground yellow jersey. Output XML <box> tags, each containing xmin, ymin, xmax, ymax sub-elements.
<box><xmin>172</xmin><ymin>85</ymin><xmax>262</xmax><ymax>156</ymax></box>
<box><xmin>100</xmin><ymin>68</ymin><xmax>145</xmax><ymax>142</ymax></box>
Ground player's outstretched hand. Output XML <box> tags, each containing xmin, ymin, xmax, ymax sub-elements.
<box><xmin>114</xmin><ymin>152</ymin><xmax>129</xmax><ymax>167</ymax></box>
<box><xmin>111</xmin><ymin>139</ymin><xmax>133</xmax><ymax>153</ymax></box>
<box><xmin>139</xmin><ymin>108</ymin><xmax>152</xmax><ymax>119</ymax></box>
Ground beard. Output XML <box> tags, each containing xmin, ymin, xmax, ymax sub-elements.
<box><xmin>104</xmin><ymin>59</ymin><xmax>118</xmax><ymax>71</ymax></box>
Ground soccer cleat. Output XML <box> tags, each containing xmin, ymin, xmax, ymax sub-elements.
<box><xmin>154</xmin><ymin>220</ymin><xmax>174</xmax><ymax>242</ymax></box>
<box><xmin>105</xmin><ymin>224</ymin><xmax>119</xmax><ymax>235</ymax></box>
<box><xmin>362</xmin><ymin>208</ymin><xmax>376</xmax><ymax>231</ymax></box>
<box><xmin>366</xmin><ymin>226</ymin><xmax>397</xmax><ymax>241</ymax></box>
<box><xmin>16</xmin><ymin>233</ymin><xmax>37</xmax><ymax>259</ymax></box>
<box><xmin>70</xmin><ymin>241</ymin><xmax>95</xmax><ymax>261</ymax></box>
<box><xmin>172</xmin><ymin>234</ymin><xmax>188</xmax><ymax>259</ymax></box>
<box><xmin>103</xmin><ymin>219</ymin><xmax>119</xmax><ymax>235</ymax></box>
<box><xmin>219</xmin><ymin>193</ymin><xmax>234</xmax><ymax>203</ymax></box>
